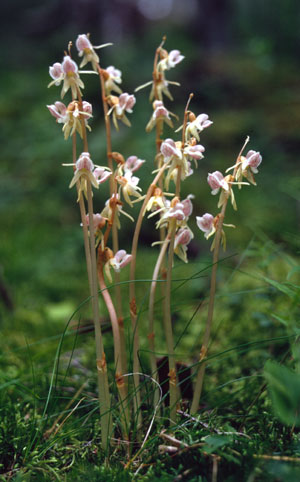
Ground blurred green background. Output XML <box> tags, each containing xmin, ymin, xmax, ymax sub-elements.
<box><xmin>0</xmin><ymin>0</ymin><xmax>299</xmax><ymax>358</ymax></box>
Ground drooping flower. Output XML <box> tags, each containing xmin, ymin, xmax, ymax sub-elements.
<box><xmin>94</xmin><ymin>167</ymin><xmax>112</xmax><ymax>185</ymax></box>
<box><xmin>108</xmin><ymin>93</ymin><xmax>136</xmax><ymax>130</ymax></box>
<box><xmin>160</xmin><ymin>138</ymin><xmax>182</xmax><ymax>162</ymax></box>
<box><xmin>104</xmin><ymin>249</ymin><xmax>132</xmax><ymax>282</ymax></box>
<box><xmin>186</xmin><ymin>113</ymin><xmax>213</xmax><ymax>141</ymax></box>
<box><xmin>68</xmin><ymin>152</ymin><xmax>110</xmax><ymax>200</ymax></box>
<box><xmin>157</xmin><ymin>195</ymin><xmax>193</xmax><ymax>230</ymax></box>
<box><xmin>207</xmin><ymin>171</ymin><xmax>229</xmax><ymax>195</ymax></box>
<box><xmin>174</xmin><ymin>227</ymin><xmax>194</xmax><ymax>263</ymax></box>
<box><xmin>236</xmin><ymin>150</ymin><xmax>262</xmax><ymax>186</ymax></box>
<box><xmin>157</xmin><ymin>49</ymin><xmax>184</xmax><ymax>71</ymax></box>
<box><xmin>76</xmin><ymin>34</ymin><xmax>100</xmax><ymax>71</ymax></box>
<box><xmin>110</xmin><ymin>250</ymin><xmax>132</xmax><ymax>272</ymax></box>
<box><xmin>184</xmin><ymin>144</ymin><xmax>205</xmax><ymax>161</ymax></box>
<box><xmin>196</xmin><ymin>213</ymin><xmax>215</xmax><ymax>239</ymax></box>
<box><xmin>48</xmin><ymin>55</ymin><xmax>85</xmax><ymax>99</ymax></box>
<box><xmin>146</xmin><ymin>101</ymin><xmax>174</xmax><ymax>132</ymax></box>
<box><xmin>101</xmin><ymin>65</ymin><xmax>123</xmax><ymax>95</ymax></box>
<box><xmin>124</xmin><ymin>155</ymin><xmax>145</xmax><ymax>173</ymax></box>
<box><xmin>75</xmin><ymin>34</ymin><xmax>112</xmax><ymax>71</ymax></box>
<box><xmin>115</xmin><ymin>171</ymin><xmax>142</xmax><ymax>206</ymax></box>
<box><xmin>207</xmin><ymin>171</ymin><xmax>238</xmax><ymax>210</ymax></box>
<box><xmin>47</xmin><ymin>100</ymin><xmax>93</xmax><ymax>139</ymax></box>
<box><xmin>82</xmin><ymin>213</ymin><xmax>106</xmax><ymax>231</ymax></box>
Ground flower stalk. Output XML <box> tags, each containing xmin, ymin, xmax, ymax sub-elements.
<box><xmin>191</xmin><ymin>137</ymin><xmax>250</xmax><ymax>413</ymax></box>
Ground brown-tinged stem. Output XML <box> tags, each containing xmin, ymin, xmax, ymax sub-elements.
<box><xmin>98</xmin><ymin>260</ymin><xmax>130</xmax><ymax>435</ymax></box>
<box><xmin>190</xmin><ymin>137</ymin><xmax>249</xmax><ymax>413</ymax></box>
<box><xmin>129</xmin><ymin>163</ymin><xmax>169</xmax><ymax>418</ymax></box>
<box><xmin>148</xmin><ymin>236</ymin><xmax>170</xmax><ymax>405</ymax></box>
<box><xmin>97</xmin><ymin>64</ymin><xmax>127</xmax><ymax>375</ymax></box>
<box><xmin>163</xmin><ymin>201</ymin><xmax>180</xmax><ymax>423</ymax></box>
<box><xmin>76</xmin><ymin>87</ymin><xmax>112</xmax><ymax>448</ymax></box>
<box><xmin>86</xmin><ymin>181</ymin><xmax>112</xmax><ymax>449</ymax></box>
<box><xmin>190</xmin><ymin>201</ymin><xmax>227</xmax><ymax>413</ymax></box>
<box><xmin>163</xmin><ymin>94</ymin><xmax>193</xmax><ymax>422</ymax></box>
<box><xmin>72</xmin><ymin>134</ymin><xmax>93</xmax><ymax>292</ymax></box>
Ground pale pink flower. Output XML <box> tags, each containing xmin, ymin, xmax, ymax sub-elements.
<box><xmin>196</xmin><ymin>213</ymin><xmax>215</xmax><ymax>239</ymax></box>
<box><xmin>81</xmin><ymin>101</ymin><xmax>93</xmax><ymax>118</ymax></box>
<box><xmin>116</xmin><ymin>171</ymin><xmax>142</xmax><ymax>206</ymax></box>
<box><xmin>184</xmin><ymin>144</ymin><xmax>205</xmax><ymax>161</ymax></box>
<box><xmin>174</xmin><ymin>227</ymin><xmax>193</xmax><ymax>248</ymax></box>
<box><xmin>94</xmin><ymin>167</ymin><xmax>112</xmax><ymax>185</ymax></box>
<box><xmin>168</xmin><ymin>203</ymin><xmax>186</xmax><ymax>221</ymax></box>
<box><xmin>75</xmin><ymin>152</ymin><xmax>94</xmax><ymax>172</ymax></box>
<box><xmin>109</xmin><ymin>93</ymin><xmax>136</xmax><ymax>130</ymax></box>
<box><xmin>160</xmin><ymin>138</ymin><xmax>182</xmax><ymax>161</ymax></box>
<box><xmin>124</xmin><ymin>155</ymin><xmax>145</xmax><ymax>173</ymax></box>
<box><xmin>62</xmin><ymin>56</ymin><xmax>78</xmax><ymax>75</ymax></box>
<box><xmin>207</xmin><ymin>171</ymin><xmax>229</xmax><ymax>195</ymax></box>
<box><xmin>167</xmin><ymin>50</ymin><xmax>185</xmax><ymax>68</ymax></box>
<box><xmin>47</xmin><ymin>101</ymin><xmax>68</xmax><ymax>123</ymax></box>
<box><xmin>116</xmin><ymin>93</ymin><xmax>136</xmax><ymax>115</ymax></box>
<box><xmin>186</xmin><ymin>113</ymin><xmax>213</xmax><ymax>141</ymax></box>
<box><xmin>76</xmin><ymin>34</ymin><xmax>93</xmax><ymax>52</ymax></box>
<box><xmin>110</xmin><ymin>250</ymin><xmax>132</xmax><ymax>272</ymax></box>
<box><xmin>69</xmin><ymin>152</ymin><xmax>99</xmax><ymax>199</ymax></box>
<box><xmin>157</xmin><ymin>197</ymin><xmax>192</xmax><ymax>229</ymax></box>
<box><xmin>48</xmin><ymin>55</ymin><xmax>84</xmax><ymax>99</ymax></box>
<box><xmin>82</xmin><ymin>213</ymin><xmax>106</xmax><ymax>231</ymax></box>
<box><xmin>76</xmin><ymin>34</ymin><xmax>100</xmax><ymax>70</ymax></box>
<box><xmin>235</xmin><ymin>149</ymin><xmax>262</xmax><ymax>187</ymax></box>
<box><xmin>153</xmin><ymin>100</ymin><xmax>169</xmax><ymax>119</ymax></box>
<box><xmin>242</xmin><ymin>150</ymin><xmax>262</xmax><ymax>173</ymax></box>
<box><xmin>174</xmin><ymin>227</ymin><xmax>194</xmax><ymax>263</ymax></box>
<box><xmin>158</xmin><ymin>49</ymin><xmax>184</xmax><ymax>71</ymax></box>
<box><xmin>49</xmin><ymin>63</ymin><xmax>63</xmax><ymax>84</ymax></box>
<box><xmin>106</xmin><ymin>66</ymin><xmax>122</xmax><ymax>83</ymax></box>
<box><xmin>104</xmin><ymin>65</ymin><xmax>123</xmax><ymax>95</ymax></box>
<box><xmin>146</xmin><ymin>101</ymin><xmax>174</xmax><ymax>132</ymax></box>
<box><xmin>181</xmin><ymin>195</ymin><xmax>194</xmax><ymax>218</ymax></box>
<box><xmin>47</xmin><ymin>100</ymin><xmax>93</xmax><ymax>140</ymax></box>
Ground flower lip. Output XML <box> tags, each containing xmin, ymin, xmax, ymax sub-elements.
<box><xmin>76</xmin><ymin>34</ymin><xmax>92</xmax><ymax>53</ymax></box>
<box><xmin>160</xmin><ymin>138</ymin><xmax>182</xmax><ymax>160</ymax></box>
<box><xmin>76</xmin><ymin>152</ymin><xmax>94</xmax><ymax>172</ymax></box>
<box><xmin>49</xmin><ymin>62</ymin><xmax>63</xmax><ymax>80</ymax></box>
<box><xmin>207</xmin><ymin>171</ymin><xmax>229</xmax><ymax>194</ymax></box>
<box><xmin>196</xmin><ymin>213</ymin><xmax>214</xmax><ymax>233</ymax></box>
<box><xmin>243</xmin><ymin>150</ymin><xmax>262</xmax><ymax>172</ymax></box>
<box><xmin>62</xmin><ymin>55</ymin><xmax>78</xmax><ymax>74</ymax></box>
<box><xmin>110</xmin><ymin>249</ymin><xmax>132</xmax><ymax>272</ymax></box>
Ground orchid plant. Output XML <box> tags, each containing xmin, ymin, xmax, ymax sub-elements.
<box><xmin>47</xmin><ymin>35</ymin><xmax>262</xmax><ymax>449</ymax></box>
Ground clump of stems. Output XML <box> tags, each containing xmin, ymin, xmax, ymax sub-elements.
<box><xmin>47</xmin><ymin>34</ymin><xmax>262</xmax><ymax>450</ymax></box>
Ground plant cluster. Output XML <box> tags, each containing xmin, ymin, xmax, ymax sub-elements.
<box><xmin>47</xmin><ymin>34</ymin><xmax>262</xmax><ymax>451</ymax></box>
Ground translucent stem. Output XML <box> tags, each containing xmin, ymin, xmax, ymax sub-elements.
<box><xmin>191</xmin><ymin>137</ymin><xmax>249</xmax><ymax>413</ymax></box>
<box><xmin>97</xmin><ymin>64</ymin><xmax>127</xmax><ymax>376</ymax></box>
<box><xmin>98</xmin><ymin>264</ymin><xmax>130</xmax><ymax>436</ymax></box>
<box><xmin>86</xmin><ymin>181</ymin><xmax>112</xmax><ymax>449</ymax></box>
<box><xmin>148</xmin><ymin>236</ymin><xmax>170</xmax><ymax>406</ymax></box>
<box><xmin>129</xmin><ymin>163</ymin><xmax>168</xmax><ymax>419</ymax></box>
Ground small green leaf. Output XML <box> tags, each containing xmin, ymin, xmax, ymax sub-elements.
<box><xmin>202</xmin><ymin>435</ymin><xmax>231</xmax><ymax>454</ymax></box>
<box><xmin>263</xmin><ymin>276</ymin><xmax>296</xmax><ymax>298</ymax></box>
<box><xmin>264</xmin><ymin>360</ymin><xmax>300</xmax><ymax>426</ymax></box>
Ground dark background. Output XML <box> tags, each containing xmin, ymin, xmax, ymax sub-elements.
<box><xmin>0</xmin><ymin>0</ymin><xmax>299</xmax><ymax>315</ymax></box>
